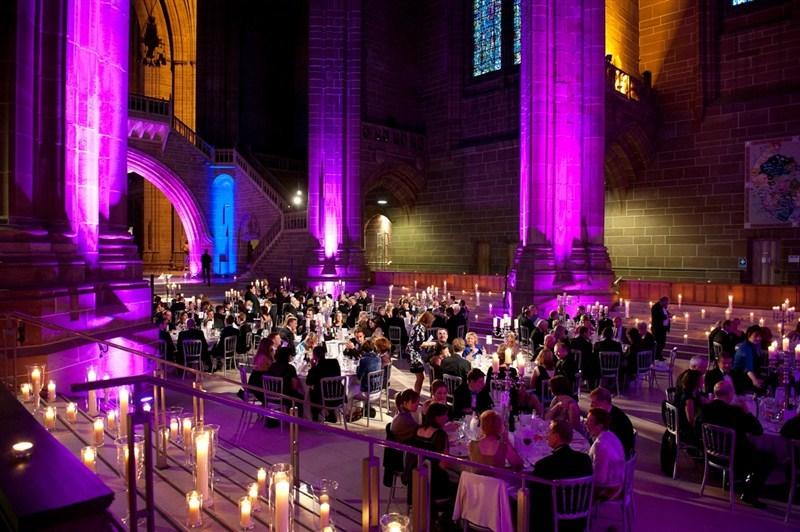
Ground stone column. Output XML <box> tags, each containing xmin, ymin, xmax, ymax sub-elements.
<box><xmin>511</xmin><ymin>0</ymin><xmax>612</xmax><ymax>310</ymax></box>
<box><xmin>307</xmin><ymin>0</ymin><xmax>365</xmax><ymax>288</ymax></box>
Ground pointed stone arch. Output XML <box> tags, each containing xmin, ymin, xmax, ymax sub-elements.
<box><xmin>127</xmin><ymin>147</ymin><xmax>212</xmax><ymax>274</ymax></box>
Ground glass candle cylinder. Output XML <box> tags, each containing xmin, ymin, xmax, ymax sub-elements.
<box><xmin>44</xmin><ymin>406</ymin><xmax>56</xmax><ymax>431</ymax></box>
<box><xmin>186</xmin><ymin>490</ymin><xmax>203</xmax><ymax>528</ymax></box>
<box><xmin>86</xmin><ymin>367</ymin><xmax>98</xmax><ymax>417</ymax></box>
<box><xmin>115</xmin><ymin>435</ymin><xmax>145</xmax><ymax>484</ymax></box>
<box><xmin>81</xmin><ymin>446</ymin><xmax>97</xmax><ymax>472</ymax></box>
<box><xmin>47</xmin><ymin>381</ymin><xmax>56</xmax><ymax>402</ymax></box>
<box><xmin>93</xmin><ymin>417</ymin><xmax>105</xmax><ymax>446</ymax></box>
<box><xmin>380</xmin><ymin>513</ymin><xmax>410</xmax><ymax>532</ymax></box>
<box><xmin>28</xmin><ymin>364</ymin><xmax>45</xmax><ymax>412</ymax></box>
<box><xmin>20</xmin><ymin>383</ymin><xmax>31</xmax><ymax>402</ymax></box>
<box><xmin>239</xmin><ymin>496</ymin><xmax>254</xmax><ymax>529</ymax></box>
<box><xmin>107</xmin><ymin>409</ymin><xmax>118</xmax><ymax>436</ymax></box>
<box><xmin>248</xmin><ymin>482</ymin><xmax>261</xmax><ymax>512</ymax></box>
<box><xmin>269</xmin><ymin>463</ymin><xmax>293</xmax><ymax>532</ymax></box>
<box><xmin>257</xmin><ymin>467</ymin><xmax>267</xmax><ymax>498</ymax></box>
<box><xmin>66</xmin><ymin>402</ymin><xmax>78</xmax><ymax>423</ymax></box>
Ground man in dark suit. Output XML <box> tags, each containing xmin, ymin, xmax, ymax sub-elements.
<box><xmin>590</xmin><ymin>386</ymin><xmax>635</xmax><ymax>458</ymax></box>
<box><xmin>201</xmin><ymin>249</ymin><xmax>212</xmax><ymax>286</ymax></box>
<box><xmin>345</xmin><ymin>297</ymin><xmax>361</xmax><ymax>328</ymax></box>
<box><xmin>177</xmin><ymin>319</ymin><xmax>210</xmax><ymax>370</ymax></box>
<box><xmin>386</xmin><ymin>308</ymin><xmax>409</xmax><ymax>351</ymax></box>
<box><xmin>571</xmin><ymin>326</ymin><xmax>596</xmax><ymax>388</ymax></box>
<box><xmin>158</xmin><ymin>318</ymin><xmax>178</xmax><ymax>364</ymax></box>
<box><xmin>244</xmin><ymin>286</ymin><xmax>260</xmax><ymax>313</ymax></box>
<box><xmin>531</xmin><ymin>319</ymin><xmax>548</xmax><ymax>353</ymax></box>
<box><xmin>695</xmin><ymin>380</ymin><xmax>773</xmax><ymax>507</ymax></box>
<box><xmin>593</xmin><ymin>325</ymin><xmax>623</xmax><ymax>371</ymax></box>
<box><xmin>611</xmin><ymin>316</ymin><xmax>627</xmax><ymax>345</ymax></box>
<box><xmin>704</xmin><ymin>352</ymin><xmax>749</xmax><ymax>395</ymax></box>
<box><xmin>446</xmin><ymin>305</ymin><xmax>467</xmax><ymax>342</ymax></box>
<box><xmin>306</xmin><ymin>345</ymin><xmax>342</xmax><ymax>422</ymax></box>
<box><xmin>441</xmin><ymin>338</ymin><xmax>471</xmax><ymax>382</ymax></box>
<box><xmin>452</xmin><ymin>368</ymin><xmax>493</xmax><ymax>418</ymax></box>
<box><xmin>214</xmin><ymin>315</ymin><xmax>239</xmax><ymax>371</ymax></box>
<box><xmin>650</xmin><ymin>296</ymin><xmax>671</xmax><ymax>359</ymax></box>
<box><xmin>531</xmin><ymin>419</ymin><xmax>593</xmax><ymax>532</ymax></box>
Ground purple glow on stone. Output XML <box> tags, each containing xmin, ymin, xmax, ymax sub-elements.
<box><xmin>127</xmin><ymin>148</ymin><xmax>213</xmax><ymax>275</ymax></box>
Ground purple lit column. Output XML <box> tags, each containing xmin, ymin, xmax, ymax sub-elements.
<box><xmin>512</xmin><ymin>0</ymin><xmax>612</xmax><ymax>309</ymax></box>
<box><xmin>306</xmin><ymin>0</ymin><xmax>365</xmax><ymax>287</ymax></box>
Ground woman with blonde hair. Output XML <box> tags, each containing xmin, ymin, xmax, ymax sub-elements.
<box><xmin>463</xmin><ymin>331</ymin><xmax>484</xmax><ymax>360</ymax></box>
<box><xmin>532</xmin><ymin>347</ymin><xmax>555</xmax><ymax>395</ymax></box>
<box><xmin>407</xmin><ymin>311</ymin><xmax>435</xmax><ymax>393</ymax></box>
<box><xmin>468</xmin><ymin>410</ymin><xmax>523</xmax><ymax>469</ymax></box>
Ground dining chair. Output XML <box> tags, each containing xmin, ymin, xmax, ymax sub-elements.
<box><xmin>650</xmin><ymin>347</ymin><xmax>677</xmax><ymax>389</ymax></box>
<box><xmin>181</xmin><ymin>339</ymin><xmax>203</xmax><ymax>379</ymax></box>
<box><xmin>594</xmin><ymin>451</ymin><xmax>637</xmax><ymax>532</ymax></box>
<box><xmin>633</xmin><ymin>350</ymin><xmax>654</xmax><ymax>390</ymax></box>
<box><xmin>320</xmin><ymin>375</ymin><xmax>348</xmax><ymax>429</ymax></box>
<box><xmin>699</xmin><ymin>423</ymin><xmax>736</xmax><ymax>510</ymax></box>
<box><xmin>350</xmin><ymin>370</ymin><xmax>384</xmax><ymax>427</ymax></box>
<box><xmin>261</xmin><ymin>375</ymin><xmax>285</xmax><ymax>431</ymax></box>
<box><xmin>443</xmin><ymin>374</ymin><xmax>462</xmax><ymax>405</ymax></box>
<box><xmin>551</xmin><ymin>476</ymin><xmax>594</xmax><ymax>532</ymax></box>
<box><xmin>388</xmin><ymin>326</ymin><xmax>402</xmax><ymax>357</ymax></box>
<box><xmin>599</xmin><ymin>351</ymin><xmax>621</xmax><ymax>396</ymax></box>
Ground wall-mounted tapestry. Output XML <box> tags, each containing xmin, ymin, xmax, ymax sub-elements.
<box><xmin>745</xmin><ymin>136</ymin><xmax>800</xmax><ymax>227</ymax></box>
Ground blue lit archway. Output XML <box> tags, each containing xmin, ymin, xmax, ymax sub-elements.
<box><xmin>211</xmin><ymin>174</ymin><xmax>236</xmax><ymax>275</ymax></box>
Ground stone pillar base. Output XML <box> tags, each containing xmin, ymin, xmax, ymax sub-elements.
<box><xmin>510</xmin><ymin>243</ymin><xmax>614</xmax><ymax>313</ymax></box>
<box><xmin>306</xmin><ymin>246</ymin><xmax>367</xmax><ymax>291</ymax></box>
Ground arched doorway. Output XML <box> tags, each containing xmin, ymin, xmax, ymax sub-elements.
<box><xmin>364</xmin><ymin>214</ymin><xmax>393</xmax><ymax>269</ymax></box>
<box><xmin>126</xmin><ymin>148</ymin><xmax>212</xmax><ymax>275</ymax></box>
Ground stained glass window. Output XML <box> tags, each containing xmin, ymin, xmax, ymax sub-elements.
<box><xmin>513</xmin><ymin>0</ymin><xmax>521</xmax><ymax>65</ymax></box>
<box><xmin>472</xmin><ymin>0</ymin><xmax>502</xmax><ymax>76</ymax></box>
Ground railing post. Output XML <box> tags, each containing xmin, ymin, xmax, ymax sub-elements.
<box><xmin>192</xmin><ymin>375</ymin><xmax>204</xmax><ymax>426</ymax></box>
<box><xmin>411</xmin><ymin>461</ymin><xmax>430</xmax><ymax>532</ymax></box>
<box><xmin>361</xmin><ymin>451</ymin><xmax>380</xmax><ymax>532</ymax></box>
<box><xmin>516</xmin><ymin>484</ymin><xmax>530</xmax><ymax>532</ymax></box>
<box><xmin>289</xmin><ymin>405</ymin><xmax>300</xmax><ymax>492</ymax></box>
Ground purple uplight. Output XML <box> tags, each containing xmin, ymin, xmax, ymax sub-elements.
<box><xmin>127</xmin><ymin>148</ymin><xmax>213</xmax><ymax>275</ymax></box>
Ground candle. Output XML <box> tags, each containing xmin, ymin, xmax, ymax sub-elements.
<box><xmin>187</xmin><ymin>491</ymin><xmax>203</xmax><ymax>528</ymax></box>
<box><xmin>107</xmin><ymin>409</ymin><xmax>117</xmax><ymax>434</ymax></box>
<box><xmin>750</xmin><ymin>311</ymin><xmax>755</xmax><ymax>322</ymax></box>
<box><xmin>443</xmin><ymin>280</ymin><xmax>447</xmax><ymax>293</ymax></box>
<box><xmin>182</xmin><ymin>417</ymin><xmax>193</xmax><ymax>445</ymax></box>
<box><xmin>684</xmin><ymin>312</ymin><xmax>689</xmax><ymax>331</ymax></box>
<box><xmin>170</xmin><ymin>418</ymin><xmax>179</xmax><ymax>441</ymax></box>
<box><xmin>93</xmin><ymin>417</ymin><xmax>105</xmax><ymax>446</ymax></box>
<box><xmin>677</xmin><ymin>294</ymin><xmax>682</xmax><ymax>308</ymax></box>
<box><xmin>81</xmin><ymin>446</ymin><xmax>97</xmax><ymax>473</ymax></box>
<box><xmin>44</xmin><ymin>406</ymin><xmax>56</xmax><ymax>430</ymax></box>
<box><xmin>20</xmin><ymin>383</ymin><xmax>31</xmax><ymax>402</ymax></box>
<box><xmin>504</xmin><ymin>348</ymin><xmax>512</xmax><ymax>365</ymax></box>
<box><xmin>319</xmin><ymin>501</ymin><xmax>330</xmax><ymax>528</ymax></box>
<box><xmin>486</xmin><ymin>335</ymin><xmax>493</xmax><ymax>345</ymax></box>
<box><xmin>624</xmin><ymin>300</ymin><xmax>630</xmax><ymax>318</ymax></box>
<box><xmin>66</xmin><ymin>402</ymin><xmax>77</xmax><ymax>423</ymax></box>
<box><xmin>728</xmin><ymin>294</ymin><xmax>733</xmax><ymax>309</ymax></box>
<box><xmin>783</xmin><ymin>337</ymin><xmax>790</xmax><ymax>352</ymax></box>
<box><xmin>513</xmin><ymin>318</ymin><xmax>519</xmax><ymax>330</ymax></box>
<box><xmin>247</xmin><ymin>482</ymin><xmax>261</xmax><ymax>512</ymax></box>
<box><xmin>795</xmin><ymin>344</ymin><xmax>800</xmax><ymax>361</ymax></box>
<box><xmin>489</xmin><ymin>303</ymin><xmax>493</xmax><ymax>315</ymax></box>
<box><xmin>274</xmin><ymin>478</ymin><xmax>290</xmax><ymax>532</ymax></box>
<box><xmin>683</xmin><ymin>334</ymin><xmax>688</xmax><ymax>344</ymax></box>
<box><xmin>701</xmin><ymin>308</ymin><xmax>706</xmax><ymax>319</ymax></box>
<box><xmin>119</xmin><ymin>387</ymin><xmax>129</xmax><ymax>439</ymax></box>
<box><xmin>257</xmin><ymin>467</ymin><xmax>267</xmax><ymax>497</ymax></box>
<box><xmin>492</xmin><ymin>317</ymin><xmax>499</xmax><ymax>329</ymax></box>
<box><xmin>31</xmin><ymin>367</ymin><xmax>41</xmax><ymax>396</ymax></box>
<box><xmin>195</xmin><ymin>430</ymin><xmax>210</xmax><ymax>503</ymax></box>
<box><xmin>87</xmin><ymin>368</ymin><xmax>98</xmax><ymax>417</ymax></box>
<box><xmin>239</xmin><ymin>496</ymin><xmax>253</xmax><ymax>529</ymax></box>
<box><xmin>47</xmin><ymin>381</ymin><xmax>56</xmax><ymax>402</ymax></box>
<box><xmin>768</xmin><ymin>343</ymin><xmax>778</xmax><ymax>361</ymax></box>
<box><xmin>491</xmin><ymin>354</ymin><xmax>500</xmax><ymax>373</ymax></box>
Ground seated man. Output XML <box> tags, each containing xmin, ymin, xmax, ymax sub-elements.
<box><xmin>571</xmin><ymin>326</ymin><xmax>595</xmax><ymax>387</ymax></box>
<box><xmin>306</xmin><ymin>345</ymin><xmax>342</xmax><ymax>422</ymax></box>
<box><xmin>344</xmin><ymin>327</ymin><xmax>367</xmax><ymax>359</ymax></box>
<box><xmin>704</xmin><ymin>351</ymin><xmax>749</xmax><ymax>396</ymax></box>
<box><xmin>440</xmin><ymin>338</ymin><xmax>471</xmax><ymax>383</ymax></box>
<box><xmin>589</xmin><ymin>387</ymin><xmax>635</xmax><ymax>459</ymax></box>
<box><xmin>531</xmin><ymin>420</ymin><xmax>593</xmax><ymax>532</ymax></box>
<box><xmin>356</xmin><ymin>339</ymin><xmax>382</xmax><ymax>392</ymax></box>
<box><xmin>695</xmin><ymin>380</ymin><xmax>773</xmax><ymax>508</ymax></box>
<box><xmin>177</xmin><ymin>319</ymin><xmax>210</xmax><ymax>370</ymax></box>
<box><xmin>214</xmin><ymin>314</ymin><xmax>239</xmax><ymax>370</ymax></box>
<box><xmin>586</xmin><ymin>407</ymin><xmax>626</xmax><ymax>501</ymax></box>
<box><xmin>452</xmin><ymin>368</ymin><xmax>493</xmax><ymax>418</ymax></box>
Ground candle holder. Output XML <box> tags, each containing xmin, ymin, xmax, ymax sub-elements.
<box><xmin>248</xmin><ymin>482</ymin><xmax>262</xmax><ymax>512</ymax></box>
<box><xmin>239</xmin><ymin>495</ymin><xmax>254</xmax><ymax>530</ymax></box>
<box><xmin>93</xmin><ymin>417</ymin><xmax>106</xmax><ymax>447</ymax></box>
<box><xmin>313</xmin><ymin>479</ymin><xmax>338</xmax><ymax>530</ymax></box>
<box><xmin>12</xmin><ymin>441</ymin><xmax>33</xmax><ymax>460</ymax></box>
<box><xmin>66</xmin><ymin>402</ymin><xmax>78</xmax><ymax>423</ymax></box>
<box><xmin>181</xmin><ymin>414</ymin><xmax>194</xmax><ymax>465</ymax></box>
<box><xmin>186</xmin><ymin>490</ymin><xmax>204</xmax><ymax>529</ymax></box>
<box><xmin>26</xmin><ymin>364</ymin><xmax>45</xmax><ymax>413</ymax></box>
<box><xmin>380</xmin><ymin>512</ymin><xmax>410</xmax><ymax>532</ymax></box>
<box><xmin>115</xmin><ymin>435</ymin><xmax>145</xmax><ymax>484</ymax></box>
<box><xmin>43</xmin><ymin>406</ymin><xmax>57</xmax><ymax>431</ymax></box>
<box><xmin>192</xmin><ymin>426</ymin><xmax>215</xmax><ymax>508</ymax></box>
<box><xmin>269</xmin><ymin>463</ymin><xmax>294</xmax><ymax>532</ymax></box>
<box><xmin>20</xmin><ymin>383</ymin><xmax>32</xmax><ymax>402</ymax></box>
<box><xmin>81</xmin><ymin>446</ymin><xmax>97</xmax><ymax>473</ymax></box>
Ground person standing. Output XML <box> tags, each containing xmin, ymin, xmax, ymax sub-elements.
<box><xmin>650</xmin><ymin>296</ymin><xmax>671</xmax><ymax>359</ymax></box>
<box><xmin>201</xmin><ymin>249</ymin><xmax>212</xmax><ymax>287</ymax></box>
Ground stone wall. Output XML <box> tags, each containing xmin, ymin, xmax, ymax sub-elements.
<box><xmin>606</xmin><ymin>0</ymin><xmax>640</xmax><ymax>75</ymax></box>
<box><xmin>606</xmin><ymin>0</ymin><xmax>800</xmax><ymax>284</ymax></box>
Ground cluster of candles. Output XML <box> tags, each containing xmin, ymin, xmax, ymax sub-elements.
<box><xmin>772</xmin><ymin>300</ymin><xmax>796</xmax><ymax>321</ymax></box>
<box><xmin>252</xmin><ymin>278</ymin><xmax>267</xmax><ymax>290</ymax></box>
<box><xmin>492</xmin><ymin>315</ymin><xmax>515</xmax><ymax>331</ymax></box>
<box><xmin>279</xmin><ymin>276</ymin><xmax>292</xmax><ymax>288</ymax></box>
<box><xmin>586</xmin><ymin>302</ymin><xmax>609</xmax><ymax>318</ymax></box>
<box><xmin>767</xmin><ymin>338</ymin><xmax>800</xmax><ymax>362</ymax></box>
<box><xmin>224</xmin><ymin>289</ymin><xmax>240</xmax><ymax>302</ymax></box>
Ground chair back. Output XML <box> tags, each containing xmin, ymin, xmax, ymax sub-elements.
<box><xmin>443</xmin><ymin>374</ymin><xmax>462</xmax><ymax>398</ymax></box>
<box><xmin>383</xmin><ymin>364</ymin><xmax>392</xmax><ymax>388</ymax></box>
<box><xmin>388</xmin><ymin>326</ymin><xmax>402</xmax><ymax>343</ymax></box>
<box><xmin>635</xmin><ymin>350</ymin><xmax>654</xmax><ymax>376</ymax></box>
<box><xmin>540</xmin><ymin>379</ymin><xmax>553</xmax><ymax>405</ymax></box>
<box><xmin>320</xmin><ymin>375</ymin><xmax>347</xmax><ymax>406</ymax></box>
<box><xmin>665</xmin><ymin>387</ymin><xmax>676</xmax><ymax>403</ymax></box>
<box><xmin>457</xmin><ymin>325</ymin><xmax>466</xmax><ymax>339</ymax></box>
<box><xmin>252</xmin><ymin>335</ymin><xmax>261</xmax><ymax>354</ymax></box>
<box><xmin>224</xmin><ymin>335</ymin><xmax>237</xmax><ymax>355</ymax></box>
<box><xmin>519</xmin><ymin>326</ymin><xmax>531</xmax><ymax>345</ymax></box>
<box><xmin>667</xmin><ymin>347</ymin><xmax>678</xmax><ymax>370</ymax></box>
<box><xmin>183</xmin><ymin>338</ymin><xmax>203</xmax><ymax>356</ymax></box>
<box><xmin>570</xmin><ymin>349</ymin><xmax>583</xmax><ymax>371</ymax></box>
<box><xmin>713</xmin><ymin>342</ymin><xmax>723</xmax><ymax>359</ymax></box>
<box><xmin>454</xmin><ymin>471</ymin><xmax>513</xmax><ymax>531</ymax></box>
<box><xmin>622</xmin><ymin>451</ymin><xmax>637</xmax><ymax>505</ymax></box>
<box><xmin>599</xmin><ymin>351</ymin><xmax>621</xmax><ymax>373</ymax></box>
<box><xmin>550</xmin><ymin>475</ymin><xmax>594</xmax><ymax>526</ymax></box>
<box><xmin>238</xmin><ymin>366</ymin><xmax>251</xmax><ymax>402</ymax></box>
<box><xmin>245</xmin><ymin>332</ymin><xmax>253</xmax><ymax>352</ymax></box>
<box><xmin>383</xmin><ymin>423</ymin><xmax>405</xmax><ymax>474</ymax></box>
<box><xmin>366</xmin><ymin>370</ymin><xmax>384</xmax><ymax>395</ymax></box>
<box><xmin>700</xmin><ymin>423</ymin><xmax>736</xmax><ymax>467</ymax></box>
<box><xmin>261</xmin><ymin>375</ymin><xmax>284</xmax><ymax>402</ymax></box>
<box><xmin>663</xmin><ymin>402</ymin><xmax>678</xmax><ymax>436</ymax></box>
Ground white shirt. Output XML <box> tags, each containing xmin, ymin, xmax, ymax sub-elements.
<box><xmin>589</xmin><ymin>430</ymin><xmax>625</xmax><ymax>489</ymax></box>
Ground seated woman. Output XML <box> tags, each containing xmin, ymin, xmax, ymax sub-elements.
<box><xmin>306</xmin><ymin>345</ymin><xmax>342</xmax><ymax>422</ymax></box>
<box><xmin>421</xmin><ymin>380</ymin><xmax>454</xmax><ymax>420</ymax></box>
<box><xmin>407</xmin><ymin>402</ymin><xmax>453</xmax><ymax>501</ymax></box>
<box><xmin>390</xmin><ymin>389</ymin><xmax>420</xmax><ymax>443</ymax></box>
<box><xmin>468</xmin><ymin>410</ymin><xmax>524</xmax><ymax>469</ymax></box>
<box><xmin>674</xmin><ymin>369</ymin><xmax>704</xmax><ymax>446</ymax></box>
<box><xmin>294</xmin><ymin>331</ymin><xmax>318</xmax><ymax>371</ymax></box>
<box><xmin>531</xmin><ymin>347</ymin><xmax>555</xmax><ymax>398</ymax></box>
<box><xmin>264</xmin><ymin>346</ymin><xmax>305</xmax><ymax>417</ymax></box>
<box><xmin>545</xmin><ymin>375</ymin><xmax>582</xmax><ymax>432</ymax></box>
<box><xmin>428</xmin><ymin>342</ymin><xmax>450</xmax><ymax>382</ymax></box>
